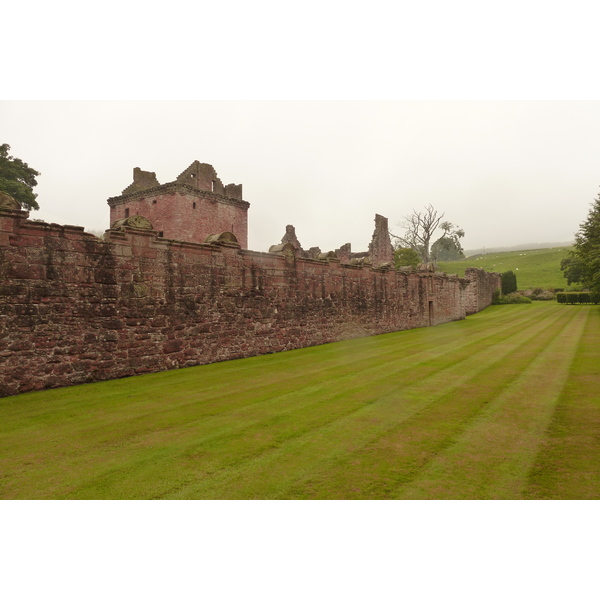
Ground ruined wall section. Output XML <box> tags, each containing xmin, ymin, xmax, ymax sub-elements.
<box><xmin>121</xmin><ymin>168</ymin><xmax>161</xmax><ymax>195</ymax></box>
<box><xmin>368</xmin><ymin>214</ymin><xmax>394</xmax><ymax>267</ymax></box>
<box><xmin>108</xmin><ymin>162</ymin><xmax>249</xmax><ymax>249</ymax></box>
<box><xmin>464</xmin><ymin>267</ymin><xmax>502</xmax><ymax>315</ymax></box>
<box><xmin>108</xmin><ymin>185</ymin><xmax>249</xmax><ymax>249</ymax></box>
<box><xmin>175</xmin><ymin>161</ymin><xmax>243</xmax><ymax>200</ymax></box>
<box><xmin>0</xmin><ymin>211</ymin><xmax>497</xmax><ymax>398</ymax></box>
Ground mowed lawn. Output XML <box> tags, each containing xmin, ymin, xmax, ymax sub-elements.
<box><xmin>1</xmin><ymin>302</ymin><xmax>598</xmax><ymax>500</ymax></box>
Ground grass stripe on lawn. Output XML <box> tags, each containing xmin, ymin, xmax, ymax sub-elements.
<box><xmin>263</xmin><ymin>305</ymin><xmax>582</xmax><ymax>499</ymax></box>
<box><xmin>177</xmin><ymin>306</ymin><xmax>569</xmax><ymax>499</ymax></box>
<box><xmin>395</xmin><ymin>306</ymin><xmax>588</xmax><ymax>499</ymax></box>
<box><xmin>523</xmin><ymin>306</ymin><xmax>600</xmax><ymax>499</ymax></box>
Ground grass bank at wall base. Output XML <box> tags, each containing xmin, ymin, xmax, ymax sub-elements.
<box><xmin>0</xmin><ymin>303</ymin><xmax>598</xmax><ymax>499</ymax></box>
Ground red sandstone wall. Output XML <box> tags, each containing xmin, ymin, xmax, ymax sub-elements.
<box><xmin>464</xmin><ymin>267</ymin><xmax>502</xmax><ymax>315</ymax></box>
<box><xmin>0</xmin><ymin>212</ymin><xmax>495</xmax><ymax>398</ymax></box>
<box><xmin>109</xmin><ymin>191</ymin><xmax>249</xmax><ymax>249</ymax></box>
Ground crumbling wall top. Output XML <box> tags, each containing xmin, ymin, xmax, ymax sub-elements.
<box><xmin>110</xmin><ymin>161</ymin><xmax>244</xmax><ymax>204</ymax></box>
<box><xmin>0</xmin><ymin>191</ymin><xmax>22</xmax><ymax>211</ymax></box>
<box><xmin>0</xmin><ymin>191</ymin><xmax>29</xmax><ymax>219</ymax></box>
<box><xmin>368</xmin><ymin>214</ymin><xmax>394</xmax><ymax>267</ymax></box>
<box><xmin>177</xmin><ymin>161</ymin><xmax>221</xmax><ymax>192</ymax></box>
<box><xmin>281</xmin><ymin>224</ymin><xmax>303</xmax><ymax>251</ymax></box>
<box><xmin>121</xmin><ymin>168</ymin><xmax>161</xmax><ymax>195</ymax></box>
<box><xmin>335</xmin><ymin>243</ymin><xmax>352</xmax><ymax>263</ymax></box>
<box><xmin>175</xmin><ymin>161</ymin><xmax>243</xmax><ymax>200</ymax></box>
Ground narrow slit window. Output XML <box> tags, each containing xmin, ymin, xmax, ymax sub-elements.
<box><xmin>124</xmin><ymin>208</ymin><xmax>129</xmax><ymax>218</ymax></box>
<box><xmin>193</xmin><ymin>202</ymin><xmax>196</xmax><ymax>209</ymax></box>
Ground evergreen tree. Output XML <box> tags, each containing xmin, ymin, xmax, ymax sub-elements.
<box><xmin>501</xmin><ymin>271</ymin><xmax>517</xmax><ymax>295</ymax></box>
<box><xmin>0</xmin><ymin>144</ymin><xmax>40</xmax><ymax>210</ymax></box>
<box><xmin>561</xmin><ymin>193</ymin><xmax>600</xmax><ymax>299</ymax></box>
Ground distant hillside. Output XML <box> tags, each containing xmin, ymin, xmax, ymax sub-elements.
<box><xmin>464</xmin><ymin>241</ymin><xmax>573</xmax><ymax>257</ymax></box>
<box><xmin>438</xmin><ymin>246</ymin><xmax>574</xmax><ymax>290</ymax></box>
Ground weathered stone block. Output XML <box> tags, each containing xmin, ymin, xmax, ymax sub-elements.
<box><xmin>162</xmin><ymin>339</ymin><xmax>184</xmax><ymax>354</ymax></box>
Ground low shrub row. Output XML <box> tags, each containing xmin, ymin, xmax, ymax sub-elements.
<box><xmin>556</xmin><ymin>292</ymin><xmax>599</xmax><ymax>304</ymax></box>
<box><xmin>492</xmin><ymin>291</ymin><xmax>533</xmax><ymax>305</ymax></box>
<box><xmin>522</xmin><ymin>287</ymin><xmax>556</xmax><ymax>301</ymax></box>
<box><xmin>492</xmin><ymin>289</ymin><xmax>600</xmax><ymax>304</ymax></box>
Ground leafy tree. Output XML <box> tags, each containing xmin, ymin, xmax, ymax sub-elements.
<box><xmin>394</xmin><ymin>247</ymin><xmax>421</xmax><ymax>268</ymax></box>
<box><xmin>501</xmin><ymin>271</ymin><xmax>517</xmax><ymax>295</ymax></box>
<box><xmin>431</xmin><ymin>235</ymin><xmax>465</xmax><ymax>261</ymax></box>
<box><xmin>0</xmin><ymin>144</ymin><xmax>41</xmax><ymax>210</ymax></box>
<box><xmin>393</xmin><ymin>205</ymin><xmax>464</xmax><ymax>264</ymax></box>
<box><xmin>560</xmin><ymin>253</ymin><xmax>587</xmax><ymax>286</ymax></box>
<box><xmin>561</xmin><ymin>192</ymin><xmax>600</xmax><ymax>299</ymax></box>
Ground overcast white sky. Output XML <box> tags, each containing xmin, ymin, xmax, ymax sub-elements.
<box><xmin>2</xmin><ymin>100</ymin><xmax>599</xmax><ymax>253</ymax></box>
<box><xmin>4</xmin><ymin>1</ymin><xmax>600</xmax><ymax>256</ymax></box>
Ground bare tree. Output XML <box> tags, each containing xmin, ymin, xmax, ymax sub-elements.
<box><xmin>392</xmin><ymin>204</ymin><xmax>464</xmax><ymax>264</ymax></box>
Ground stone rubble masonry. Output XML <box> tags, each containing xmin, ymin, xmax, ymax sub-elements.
<box><xmin>271</xmin><ymin>226</ymin><xmax>322</xmax><ymax>260</ymax></box>
<box><xmin>280</xmin><ymin>225</ymin><xmax>303</xmax><ymax>252</ymax></box>
<box><xmin>368</xmin><ymin>214</ymin><xmax>394</xmax><ymax>267</ymax></box>
<box><xmin>274</xmin><ymin>216</ymin><xmax>395</xmax><ymax>266</ymax></box>
<box><xmin>464</xmin><ymin>267</ymin><xmax>502</xmax><ymax>315</ymax></box>
<box><xmin>107</xmin><ymin>162</ymin><xmax>249</xmax><ymax>249</ymax></box>
<box><xmin>335</xmin><ymin>243</ymin><xmax>351</xmax><ymax>263</ymax></box>
<box><xmin>0</xmin><ymin>206</ymin><xmax>500</xmax><ymax>398</ymax></box>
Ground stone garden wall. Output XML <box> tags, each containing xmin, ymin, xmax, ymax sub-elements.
<box><xmin>0</xmin><ymin>209</ymin><xmax>500</xmax><ymax>397</ymax></box>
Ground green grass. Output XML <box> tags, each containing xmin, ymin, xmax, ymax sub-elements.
<box><xmin>1</xmin><ymin>302</ymin><xmax>598</xmax><ymax>499</ymax></box>
<box><xmin>438</xmin><ymin>246</ymin><xmax>573</xmax><ymax>289</ymax></box>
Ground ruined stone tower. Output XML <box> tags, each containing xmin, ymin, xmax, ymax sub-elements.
<box><xmin>107</xmin><ymin>161</ymin><xmax>250</xmax><ymax>248</ymax></box>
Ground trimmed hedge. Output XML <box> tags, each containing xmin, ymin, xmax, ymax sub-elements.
<box><xmin>556</xmin><ymin>292</ymin><xmax>599</xmax><ymax>304</ymax></box>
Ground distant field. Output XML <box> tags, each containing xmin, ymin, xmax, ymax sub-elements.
<box><xmin>438</xmin><ymin>246</ymin><xmax>573</xmax><ymax>290</ymax></box>
<box><xmin>1</xmin><ymin>302</ymin><xmax>598</xmax><ymax>500</ymax></box>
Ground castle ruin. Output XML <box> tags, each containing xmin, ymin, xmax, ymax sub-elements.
<box><xmin>0</xmin><ymin>162</ymin><xmax>501</xmax><ymax>397</ymax></box>
<box><xmin>108</xmin><ymin>162</ymin><xmax>249</xmax><ymax>248</ymax></box>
